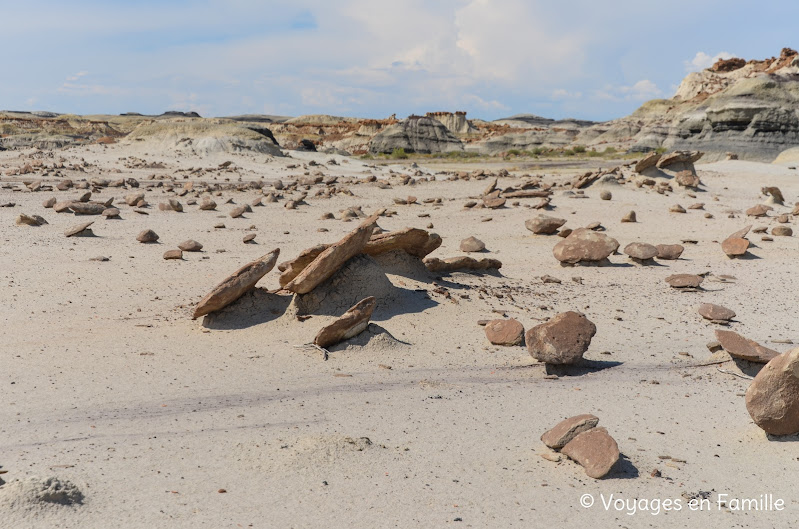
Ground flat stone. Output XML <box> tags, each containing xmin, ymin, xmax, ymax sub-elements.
<box><xmin>314</xmin><ymin>296</ymin><xmax>376</xmax><ymax>349</ymax></box>
<box><xmin>163</xmin><ymin>249</ymin><xmax>183</xmax><ymax>260</ymax></box>
<box><xmin>230</xmin><ymin>205</ymin><xmax>247</xmax><ymax>218</ymax></box>
<box><xmin>561</xmin><ymin>427</ymin><xmax>620</xmax><ymax>479</ymax></box>
<box><xmin>728</xmin><ymin>225</ymin><xmax>752</xmax><ymax>239</ymax></box>
<box><xmin>525</xmin><ymin>311</ymin><xmax>596</xmax><ymax>365</ymax></box>
<box><xmin>746</xmin><ymin>348</ymin><xmax>799</xmax><ymax>435</ymax></box>
<box><xmin>698</xmin><ymin>304</ymin><xmax>735</xmax><ymax>321</ymax></box>
<box><xmin>482</xmin><ymin>196</ymin><xmax>506</xmax><ymax>209</ymax></box>
<box><xmin>553</xmin><ymin>228</ymin><xmax>619</xmax><ymax>264</ymax></box>
<box><xmin>193</xmin><ymin>248</ymin><xmax>280</xmax><ymax>319</ymax></box>
<box><xmin>363</xmin><ymin>227</ymin><xmax>441</xmax><ymax>258</ymax></box>
<box><xmin>670</xmin><ymin>204</ymin><xmax>686</xmax><ymax>213</ymax></box>
<box><xmin>525</xmin><ymin>215</ymin><xmax>566</xmax><ymax>235</ymax></box>
<box><xmin>64</xmin><ymin>221</ymin><xmax>93</xmax><ymax>237</ymax></box>
<box><xmin>665</xmin><ymin>274</ymin><xmax>703</xmax><ymax>288</ymax></box>
<box><xmin>484</xmin><ymin>319</ymin><xmax>524</xmax><ymax>346</ymax></box>
<box><xmin>715</xmin><ymin>329</ymin><xmax>779</xmax><ymax>363</ymax></box>
<box><xmin>69</xmin><ymin>202</ymin><xmax>105</xmax><ymax>215</ymax></box>
<box><xmin>541</xmin><ymin>414</ymin><xmax>600</xmax><ymax>449</ymax></box>
<box><xmin>634</xmin><ymin>152</ymin><xmax>661</xmax><ymax>173</ymax></box>
<box><xmin>721</xmin><ymin>237</ymin><xmax>749</xmax><ymax>257</ymax></box>
<box><xmin>243</xmin><ymin>233</ymin><xmax>257</xmax><ymax>243</ymax></box>
<box><xmin>746</xmin><ymin>204</ymin><xmax>771</xmax><ymax>217</ymax></box>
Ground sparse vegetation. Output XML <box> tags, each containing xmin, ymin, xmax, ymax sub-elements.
<box><xmin>390</xmin><ymin>147</ymin><xmax>409</xmax><ymax>159</ymax></box>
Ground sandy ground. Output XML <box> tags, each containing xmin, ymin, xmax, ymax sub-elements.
<box><xmin>1</xmin><ymin>144</ymin><xmax>798</xmax><ymax>528</ymax></box>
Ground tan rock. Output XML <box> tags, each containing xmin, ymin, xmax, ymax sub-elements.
<box><xmin>102</xmin><ymin>207</ymin><xmax>120</xmax><ymax>218</ymax></box>
<box><xmin>762</xmin><ymin>186</ymin><xmax>784</xmax><ymax>204</ymax></box>
<box><xmin>313</xmin><ymin>297</ymin><xmax>376</xmax><ymax>348</ymax></box>
<box><xmin>482</xmin><ymin>196</ymin><xmax>506</xmax><ymax>209</ymax></box>
<box><xmin>42</xmin><ymin>197</ymin><xmax>56</xmax><ymax>208</ymax></box>
<box><xmin>621</xmin><ymin>211</ymin><xmax>636</xmax><ymax>223</ymax></box>
<box><xmin>230</xmin><ymin>205</ymin><xmax>247</xmax><ymax>218</ymax></box>
<box><xmin>64</xmin><ymin>221</ymin><xmax>93</xmax><ymax>237</ymax></box>
<box><xmin>163</xmin><ymin>249</ymin><xmax>183</xmax><ymax>260</ymax></box>
<box><xmin>634</xmin><ymin>152</ymin><xmax>661</xmax><ymax>173</ymax></box>
<box><xmin>599</xmin><ymin>190</ymin><xmax>612</xmax><ymax>200</ymax></box>
<box><xmin>179</xmin><ymin>240</ymin><xmax>203</xmax><ymax>252</ymax></box>
<box><xmin>484</xmin><ymin>319</ymin><xmax>524</xmax><ymax>346</ymax></box>
<box><xmin>624</xmin><ymin>242</ymin><xmax>658</xmax><ymax>261</ymax></box>
<box><xmin>665</xmin><ymin>274</ymin><xmax>703</xmax><ymax>288</ymax></box>
<box><xmin>278</xmin><ymin>244</ymin><xmax>330</xmax><ymax>287</ymax></box>
<box><xmin>193</xmin><ymin>248</ymin><xmax>280</xmax><ymax>319</ymax></box>
<box><xmin>243</xmin><ymin>233</ymin><xmax>256</xmax><ymax>243</ymax></box>
<box><xmin>721</xmin><ymin>237</ymin><xmax>749</xmax><ymax>257</ymax></box>
<box><xmin>16</xmin><ymin>213</ymin><xmax>46</xmax><ymax>226</ymax></box>
<box><xmin>698</xmin><ymin>304</ymin><xmax>735</xmax><ymax>321</ymax></box>
<box><xmin>53</xmin><ymin>201</ymin><xmax>73</xmax><ymax>213</ymax></box>
<box><xmin>655</xmin><ymin>244</ymin><xmax>684</xmax><ymax>260</ymax></box>
<box><xmin>460</xmin><ymin>236</ymin><xmax>485</xmax><ymax>253</ymax></box>
<box><xmin>423</xmin><ymin>256</ymin><xmax>502</xmax><ymax>273</ymax></box>
<box><xmin>715</xmin><ymin>330</ymin><xmax>779</xmax><ymax>363</ymax></box>
<box><xmin>136</xmin><ymin>229</ymin><xmax>159</xmax><ymax>243</ymax></box>
<box><xmin>674</xmin><ymin>170</ymin><xmax>700</xmax><ymax>188</ymax></box>
<box><xmin>363</xmin><ymin>227</ymin><xmax>442</xmax><ymax>258</ymax></box>
<box><xmin>525</xmin><ymin>311</ymin><xmax>596</xmax><ymax>364</ymax></box>
<box><xmin>657</xmin><ymin>150</ymin><xmax>703</xmax><ymax>168</ymax></box>
<box><xmin>746</xmin><ymin>204</ymin><xmax>771</xmax><ymax>217</ymax></box>
<box><xmin>541</xmin><ymin>414</ymin><xmax>600</xmax><ymax>449</ymax></box>
<box><xmin>525</xmin><ymin>215</ymin><xmax>566</xmax><ymax>235</ymax></box>
<box><xmin>746</xmin><ymin>348</ymin><xmax>799</xmax><ymax>435</ymax></box>
<box><xmin>553</xmin><ymin>228</ymin><xmax>619</xmax><ymax>264</ymax></box>
<box><xmin>125</xmin><ymin>192</ymin><xmax>144</xmax><ymax>206</ymax></box>
<box><xmin>70</xmin><ymin>202</ymin><xmax>105</xmax><ymax>215</ymax></box>
<box><xmin>670</xmin><ymin>204</ymin><xmax>686</xmax><ymax>213</ymax></box>
<box><xmin>199</xmin><ymin>199</ymin><xmax>217</xmax><ymax>211</ymax></box>
<box><xmin>286</xmin><ymin>216</ymin><xmax>378</xmax><ymax>294</ymax></box>
<box><xmin>561</xmin><ymin>427</ymin><xmax>620</xmax><ymax>479</ymax></box>
<box><xmin>772</xmin><ymin>226</ymin><xmax>793</xmax><ymax>236</ymax></box>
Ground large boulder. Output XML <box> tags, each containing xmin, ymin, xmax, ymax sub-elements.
<box><xmin>525</xmin><ymin>311</ymin><xmax>596</xmax><ymax>364</ymax></box>
<box><xmin>368</xmin><ymin>116</ymin><xmax>464</xmax><ymax>155</ymax></box>
<box><xmin>746</xmin><ymin>348</ymin><xmax>799</xmax><ymax>435</ymax></box>
<box><xmin>553</xmin><ymin>228</ymin><xmax>619</xmax><ymax>264</ymax></box>
<box><xmin>561</xmin><ymin>427</ymin><xmax>620</xmax><ymax>479</ymax></box>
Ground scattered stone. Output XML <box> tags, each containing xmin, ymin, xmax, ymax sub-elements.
<box><xmin>484</xmin><ymin>319</ymin><xmax>524</xmax><ymax>346</ymax></box>
<box><xmin>525</xmin><ymin>311</ymin><xmax>596</xmax><ymax>364</ymax></box>
<box><xmin>624</xmin><ymin>242</ymin><xmax>658</xmax><ymax>261</ymax></box>
<box><xmin>721</xmin><ymin>237</ymin><xmax>749</xmax><ymax>257</ymax></box>
<box><xmin>482</xmin><ymin>196</ymin><xmax>506</xmax><ymax>209</ymax></box>
<box><xmin>193</xmin><ymin>248</ymin><xmax>281</xmax><ymax>319</ymax></box>
<box><xmin>746</xmin><ymin>204</ymin><xmax>771</xmax><ymax>217</ymax></box>
<box><xmin>541</xmin><ymin>414</ymin><xmax>600</xmax><ymax>449</ymax></box>
<box><xmin>53</xmin><ymin>201</ymin><xmax>73</xmax><ymax>213</ymax></box>
<box><xmin>746</xmin><ymin>347</ymin><xmax>799</xmax><ymax>435</ymax></box>
<box><xmin>698</xmin><ymin>304</ymin><xmax>736</xmax><ymax>322</ymax></box>
<box><xmin>136</xmin><ymin>229</ymin><xmax>159</xmax><ymax>243</ymax></box>
<box><xmin>15</xmin><ymin>213</ymin><xmax>46</xmax><ymax>226</ymax></box>
<box><xmin>199</xmin><ymin>199</ymin><xmax>217</xmax><ymax>211</ymax></box>
<box><xmin>655</xmin><ymin>244</ymin><xmax>684</xmax><ymax>260</ymax></box>
<box><xmin>729</xmin><ymin>225</ymin><xmax>752</xmax><ymax>239</ymax></box>
<box><xmin>64</xmin><ymin>221</ymin><xmax>93</xmax><ymax>237</ymax></box>
<box><xmin>102</xmin><ymin>207</ymin><xmax>120</xmax><ymax>218</ymax></box>
<box><xmin>364</xmin><ymin>228</ymin><xmax>442</xmax><ymax>258</ymax></box>
<box><xmin>599</xmin><ymin>190</ymin><xmax>612</xmax><ymax>200</ymax></box>
<box><xmin>243</xmin><ymin>233</ymin><xmax>257</xmax><ymax>243</ymax></box>
<box><xmin>525</xmin><ymin>215</ymin><xmax>566</xmax><ymax>235</ymax></box>
<box><xmin>634</xmin><ymin>152</ymin><xmax>661</xmax><ymax>173</ymax></box>
<box><xmin>314</xmin><ymin>297</ymin><xmax>377</xmax><ymax>349</ymax></box>
<box><xmin>561</xmin><ymin>427</ymin><xmax>620</xmax><ymax>479</ymax></box>
<box><xmin>541</xmin><ymin>275</ymin><xmax>562</xmax><ymax>284</ymax></box>
<box><xmin>715</xmin><ymin>330</ymin><xmax>779</xmax><ymax>363</ymax></box>
<box><xmin>423</xmin><ymin>256</ymin><xmax>502</xmax><ymax>273</ymax></box>
<box><xmin>42</xmin><ymin>197</ymin><xmax>56</xmax><ymax>208</ymax></box>
<box><xmin>665</xmin><ymin>274</ymin><xmax>703</xmax><ymax>288</ymax></box>
<box><xmin>621</xmin><ymin>211</ymin><xmax>636</xmax><ymax>223</ymax></box>
<box><xmin>761</xmin><ymin>186</ymin><xmax>784</xmax><ymax>204</ymax></box>
<box><xmin>553</xmin><ymin>228</ymin><xmax>619</xmax><ymax>264</ymax></box>
<box><xmin>163</xmin><ymin>249</ymin><xmax>183</xmax><ymax>260</ymax></box>
<box><xmin>772</xmin><ymin>226</ymin><xmax>793</xmax><ymax>236</ymax></box>
<box><xmin>670</xmin><ymin>204</ymin><xmax>686</xmax><ymax>213</ymax></box>
<box><xmin>460</xmin><ymin>236</ymin><xmax>485</xmax><ymax>252</ymax></box>
<box><xmin>179</xmin><ymin>240</ymin><xmax>203</xmax><ymax>252</ymax></box>
<box><xmin>70</xmin><ymin>202</ymin><xmax>105</xmax><ymax>215</ymax></box>
<box><xmin>230</xmin><ymin>205</ymin><xmax>247</xmax><ymax>218</ymax></box>
<box><xmin>675</xmin><ymin>170</ymin><xmax>701</xmax><ymax>188</ymax></box>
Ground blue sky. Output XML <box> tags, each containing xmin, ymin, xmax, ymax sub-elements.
<box><xmin>1</xmin><ymin>0</ymin><xmax>796</xmax><ymax>121</ymax></box>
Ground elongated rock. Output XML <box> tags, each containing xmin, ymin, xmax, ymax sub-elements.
<box><xmin>314</xmin><ymin>297</ymin><xmax>376</xmax><ymax>348</ymax></box>
<box><xmin>286</xmin><ymin>216</ymin><xmax>377</xmax><ymax>294</ymax></box>
<box><xmin>541</xmin><ymin>414</ymin><xmax>600</xmax><ymax>449</ymax></box>
<box><xmin>193</xmin><ymin>248</ymin><xmax>280</xmax><ymax>319</ymax></box>
<box><xmin>746</xmin><ymin>348</ymin><xmax>799</xmax><ymax>435</ymax></box>
<box><xmin>423</xmin><ymin>256</ymin><xmax>502</xmax><ymax>273</ymax></box>
<box><xmin>699</xmin><ymin>304</ymin><xmax>735</xmax><ymax>321</ymax></box>
<box><xmin>70</xmin><ymin>202</ymin><xmax>105</xmax><ymax>215</ymax></box>
<box><xmin>715</xmin><ymin>329</ymin><xmax>779</xmax><ymax>363</ymax></box>
<box><xmin>363</xmin><ymin>227</ymin><xmax>441</xmax><ymax>258</ymax></box>
<box><xmin>65</xmin><ymin>221</ymin><xmax>93</xmax><ymax>237</ymax></box>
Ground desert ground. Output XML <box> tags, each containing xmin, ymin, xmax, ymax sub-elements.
<box><xmin>1</xmin><ymin>142</ymin><xmax>798</xmax><ymax>528</ymax></box>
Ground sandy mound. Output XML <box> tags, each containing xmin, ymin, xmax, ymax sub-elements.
<box><xmin>0</xmin><ymin>477</ymin><xmax>84</xmax><ymax>511</ymax></box>
<box><xmin>328</xmin><ymin>323</ymin><xmax>409</xmax><ymax>353</ymax></box>
<box><xmin>124</xmin><ymin>118</ymin><xmax>284</xmax><ymax>156</ymax></box>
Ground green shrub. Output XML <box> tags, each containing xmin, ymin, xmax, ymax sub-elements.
<box><xmin>390</xmin><ymin>148</ymin><xmax>409</xmax><ymax>159</ymax></box>
<box><xmin>603</xmin><ymin>146</ymin><xmax>617</xmax><ymax>155</ymax></box>
<box><xmin>563</xmin><ymin>149</ymin><xmax>575</xmax><ymax>156</ymax></box>
<box><xmin>573</xmin><ymin>145</ymin><xmax>586</xmax><ymax>153</ymax></box>
<box><xmin>655</xmin><ymin>147</ymin><xmax>667</xmax><ymax>154</ymax></box>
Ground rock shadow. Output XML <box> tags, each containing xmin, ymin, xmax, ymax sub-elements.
<box><xmin>544</xmin><ymin>359</ymin><xmax>622</xmax><ymax>377</ymax></box>
<box><xmin>729</xmin><ymin>357</ymin><xmax>766</xmax><ymax>378</ymax></box>
<box><xmin>605</xmin><ymin>454</ymin><xmax>639</xmax><ymax>479</ymax></box>
<box><xmin>201</xmin><ymin>288</ymin><xmax>292</xmax><ymax>330</ymax></box>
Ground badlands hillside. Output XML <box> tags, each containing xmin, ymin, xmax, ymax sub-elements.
<box><xmin>4</xmin><ymin>49</ymin><xmax>799</xmax><ymax>162</ymax></box>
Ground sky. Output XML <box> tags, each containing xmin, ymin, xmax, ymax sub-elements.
<box><xmin>1</xmin><ymin>0</ymin><xmax>796</xmax><ymax>122</ymax></box>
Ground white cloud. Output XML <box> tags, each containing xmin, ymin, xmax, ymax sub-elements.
<box><xmin>686</xmin><ymin>51</ymin><xmax>735</xmax><ymax>72</ymax></box>
<box><xmin>594</xmin><ymin>79</ymin><xmax>662</xmax><ymax>102</ymax></box>
<box><xmin>552</xmin><ymin>89</ymin><xmax>583</xmax><ymax>100</ymax></box>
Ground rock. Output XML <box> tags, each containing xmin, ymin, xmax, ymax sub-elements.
<box><xmin>634</xmin><ymin>152</ymin><xmax>661</xmax><ymax>173</ymax></box>
<box><xmin>482</xmin><ymin>196</ymin><xmax>506</xmax><ymax>209</ymax></box>
<box><xmin>730</xmin><ymin>225</ymin><xmax>752</xmax><ymax>238</ymax></box>
<box><xmin>762</xmin><ymin>186</ymin><xmax>784</xmax><ymax>204</ymax></box>
<box><xmin>621</xmin><ymin>211</ymin><xmax>636</xmax><ymax>223</ymax></box>
<box><xmin>715</xmin><ymin>330</ymin><xmax>780</xmax><ymax>363</ymax></box>
<box><xmin>423</xmin><ymin>256</ymin><xmax>502</xmax><ymax>273</ymax></box>
<box><xmin>278</xmin><ymin>244</ymin><xmax>330</xmax><ymax>287</ymax></box>
<box><xmin>746</xmin><ymin>348</ymin><xmax>799</xmax><ymax>435</ymax></box>
<box><xmin>53</xmin><ymin>201</ymin><xmax>73</xmax><ymax>213</ymax></box>
<box><xmin>624</xmin><ymin>242</ymin><xmax>658</xmax><ymax>261</ymax></box>
<box><xmin>168</xmin><ymin>198</ymin><xmax>183</xmax><ymax>212</ymax></box>
<box><xmin>199</xmin><ymin>199</ymin><xmax>217</xmax><ymax>211</ymax></box>
<box><xmin>125</xmin><ymin>192</ymin><xmax>144</xmax><ymax>206</ymax></box>
<box><xmin>163</xmin><ymin>249</ymin><xmax>183</xmax><ymax>260</ymax></box>
<box><xmin>541</xmin><ymin>275</ymin><xmax>562</xmax><ymax>284</ymax></box>
<box><xmin>460</xmin><ymin>236</ymin><xmax>485</xmax><ymax>252</ymax></box>
<box><xmin>102</xmin><ymin>207</ymin><xmax>120</xmax><ymax>218</ymax></box>
<box><xmin>657</xmin><ymin>150</ymin><xmax>703</xmax><ymax>168</ymax></box>
<box><xmin>772</xmin><ymin>226</ymin><xmax>793</xmax><ymax>236</ymax></box>
<box><xmin>746</xmin><ymin>204</ymin><xmax>771</xmax><ymax>217</ymax></box>
<box><xmin>230</xmin><ymin>205</ymin><xmax>247</xmax><ymax>218</ymax></box>
<box><xmin>64</xmin><ymin>221</ymin><xmax>93</xmax><ymax>237</ymax></box>
<box><xmin>286</xmin><ymin>216</ymin><xmax>378</xmax><ymax>294</ymax></box>
<box><xmin>525</xmin><ymin>215</ymin><xmax>566</xmax><ymax>235</ymax></box>
<box><xmin>777</xmin><ymin>214</ymin><xmax>790</xmax><ymax>223</ymax></box>
<box><xmin>69</xmin><ymin>202</ymin><xmax>105</xmax><ymax>215</ymax></box>
<box><xmin>599</xmin><ymin>190</ymin><xmax>612</xmax><ymax>200</ymax></box>
<box><xmin>193</xmin><ymin>248</ymin><xmax>280</xmax><ymax>319</ymax></box>
<box><xmin>665</xmin><ymin>274</ymin><xmax>703</xmax><ymax>288</ymax></box>
<box><xmin>15</xmin><ymin>213</ymin><xmax>46</xmax><ymax>226</ymax></box>
<box><xmin>655</xmin><ymin>244</ymin><xmax>684</xmax><ymax>260</ymax></box>
<box><xmin>484</xmin><ymin>319</ymin><xmax>524</xmax><ymax>346</ymax></box>
<box><xmin>721</xmin><ymin>237</ymin><xmax>749</xmax><ymax>257</ymax></box>
<box><xmin>179</xmin><ymin>240</ymin><xmax>203</xmax><ymax>252</ymax></box>
<box><xmin>561</xmin><ymin>427</ymin><xmax>620</xmax><ymax>479</ymax></box>
<box><xmin>698</xmin><ymin>304</ymin><xmax>736</xmax><ymax>321</ymax></box>
<box><xmin>42</xmin><ymin>197</ymin><xmax>56</xmax><ymax>208</ymax></box>
<box><xmin>243</xmin><ymin>233</ymin><xmax>256</xmax><ymax>243</ymax></box>
<box><xmin>525</xmin><ymin>311</ymin><xmax>596</xmax><ymax>365</ymax></box>
<box><xmin>363</xmin><ymin>227</ymin><xmax>442</xmax><ymax>258</ymax></box>
<box><xmin>368</xmin><ymin>116</ymin><xmax>464</xmax><ymax>155</ymax></box>
<box><xmin>553</xmin><ymin>228</ymin><xmax>619</xmax><ymax>264</ymax></box>
<box><xmin>541</xmin><ymin>414</ymin><xmax>600</xmax><ymax>449</ymax></box>
<box><xmin>670</xmin><ymin>204</ymin><xmax>686</xmax><ymax>213</ymax></box>
<box><xmin>136</xmin><ymin>229</ymin><xmax>159</xmax><ymax>243</ymax></box>
<box><xmin>313</xmin><ymin>297</ymin><xmax>377</xmax><ymax>348</ymax></box>
<box><xmin>674</xmin><ymin>170</ymin><xmax>701</xmax><ymax>188</ymax></box>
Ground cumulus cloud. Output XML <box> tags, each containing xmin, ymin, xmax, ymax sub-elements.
<box><xmin>686</xmin><ymin>51</ymin><xmax>735</xmax><ymax>72</ymax></box>
<box><xmin>594</xmin><ymin>80</ymin><xmax>662</xmax><ymax>102</ymax></box>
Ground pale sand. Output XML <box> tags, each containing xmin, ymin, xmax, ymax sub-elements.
<box><xmin>1</xmin><ymin>145</ymin><xmax>798</xmax><ymax>528</ymax></box>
